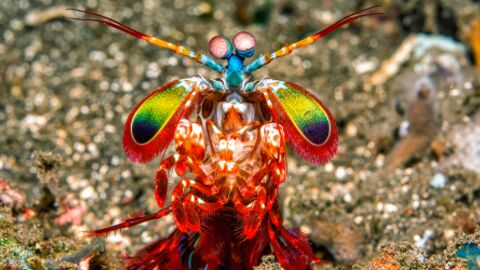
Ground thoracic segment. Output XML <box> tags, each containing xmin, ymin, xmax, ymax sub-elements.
<box><xmin>168</xmin><ymin>116</ymin><xmax>284</xmax><ymax>222</ymax></box>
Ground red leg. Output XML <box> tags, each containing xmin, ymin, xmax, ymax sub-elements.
<box><xmin>87</xmin><ymin>207</ymin><xmax>171</xmax><ymax>236</ymax></box>
<box><xmin>155</xmin><ymin>146</ymin><xmax>213</xmax><ymax>208</ymax></box>
<box><xmin>171</xmin><ymin>199</ymin><xmax>188</xmax><ymax>232</ymax></box>
<box><xmin>233</xmin><ymin>186</ymin><xmax>267</xmax><ymax>239</ymax></box>
<box><xmin>171</xmin><ymin>179</ymin><xmax>190</xmax><ymax>232</ymax></box>
<box><xmin>126</xmin><ymin>229</ymin><xmax>184</xmax><ymax>270</ymax></box>
<box><xmin>265</xmin><ymin>186</ymin><xmax>278</xmax><ymax>211</ymax></box>
<box><xmin>185</xmin><ymin>193</ymin><xmax>224</xmax><ymax>212</ymax></box>
<box><xmin>154</xmin><ymin>152</ymin><xmax>206</xmax><ymax>210</ymax></box>
<box><xmin>268</xmin><ymin>206</ymin><xmax>320</xmax><ymax>266</ymax></box>
<box><xmin>171</xmin><ymin>178</ymin><xmax>225</xmax><ymax>232</ymax></box>
<box><xmin>171</xmin><ymin>180</ymin><xmax>201</xmax><ymax>232</ymax></box>
<box><xmin>185</xmin><ymin>201</ymin><xmax>201</xmax><ymax>232</ymax></box>
<box><xmin>184</xmin><ymin>157</ymin><xmax>214</xmax><ymax>185</ymax></box>
<box><xmin>268</xmin><ymin>220</ymin><xmax>294</xmax><ymax>270</ymax></box>
<box><xmin>266</xmin><ymin>162</ymin><xmax>285</xmax><ymax>211</ymax></box>
<box><xmin>247</xmin><ymin>165</ymin><xmax>270</xmax><ymax>190</ymax></box>
<box><xmin>174</xmin><ymin>120</ymin><xmax>206</xmax><ymax>162</ymax></box>
<box><xmin>154</xmin><ymin>156</ymin><xmax>176</xmax><ymax>208</ymax></box>
<box><xmin>267</xmin><ymin>218</ymin><xmax>317</xmax><ymax>270</ymax></box>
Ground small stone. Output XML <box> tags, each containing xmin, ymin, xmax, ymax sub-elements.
<box><xmin>335</xmin><ymin>166</ymin><xmax>347</xmax><ymax>180</ymax></box>
<box><xmin>345</xmin><ymin>122</ymin><xmax>358</xmax><ymax>137</ymax></box>
<box><xmin>196</xmin><ymin>2</ymin><xmax>212</xmax><ymax>16</ymax></box>
<box><xmin>343</xmin><ymin>193</ymin><xmax>352</xmax><ymax>203</ymax></box>
<box><xmin>80</xmin><ymin>186</ymin><xmax>96</xmax><ymax>200</ymax></box>
<box><xmin>384</xmin><ymin>203</ymin><xmax>398</xmax><ymax>213</ymax></box>
<box><xmin>443</xmin><ymin>229</ymin><xmax>455</xmax><ymax>240</ymax></box>
<box><xmin>429</xmin><ymin>173</ymin><xmax>447</xmax><ymax>188</ymax></box>
<box><xmin>431</xmin><ymin>138</ymin><xmax>447</xmax><ymax>158</ymax></box>
<box><xmin>324</xmin><ymin>162</ymin><xmax>334</xmax><ymax>172</ymax></box>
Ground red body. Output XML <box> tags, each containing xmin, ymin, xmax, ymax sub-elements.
<box><xmin>74</xmin><ymin>5</ymin><xmax>382</xmax><ymax>270</ymax></box>
<box><xmin>92</xmin><ymin>81</ymin><xmax>321</xmax><ymax>270</ymax></box>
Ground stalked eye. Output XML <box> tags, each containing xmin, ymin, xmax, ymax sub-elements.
<box><xmin>208</xmin><ymin>35</ymin><xmax>233</xmax><ymax>59</ymax></box>
<box><xmin>233</xmin><ymin>31</ymin><xmax>256</xmax><ymax>58</ymax></box>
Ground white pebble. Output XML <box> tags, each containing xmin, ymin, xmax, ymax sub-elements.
<box><xmin>80</xmin><ymin>186</ymin><xmax>96</xmax><ymax>200</ymax></box>
<box><xmin>429</xmin><ymin>173</ymin><xmax>447</xmax><ymax>188</ymax></box>
<box><xmin>335</xmin><ymin>166</ymin><xmax>346</xmax><ymax>180</ymax></box>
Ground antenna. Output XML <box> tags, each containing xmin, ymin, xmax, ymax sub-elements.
<box><xmin>69</xmin><ymin>9</ymin><xmax>225</xmax><ymax>73</ymax></box>
<box><xmin>244</xmin><ymin>5</ymin><xmax>383</xmax><ymax>73</ymax></box>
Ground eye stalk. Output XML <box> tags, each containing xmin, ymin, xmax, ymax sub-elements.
<box><xmin>233</xmin><ymin>31</ymin><xmax>256</xmax><ymax>58</ymax></box>
<box><xmin>209</xmin><ymin>35</ymin><xmax>233</xmax><ymax>59</ymax></box>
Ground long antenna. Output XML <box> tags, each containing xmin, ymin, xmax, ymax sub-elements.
<box><xmin>244</xmin><ymin>5</ymin><xmax>383</xmax><ymax>73</ymax></box>
<box><xmin>68</xmin><ymin>9</ymin><xmax>225</xmax><ymax>73</ymax></box>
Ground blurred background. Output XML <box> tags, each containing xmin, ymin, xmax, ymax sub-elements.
<box><xmin>1</xmin><ymin>0</ymin><xmax>480</xmax><ymax>269</ymax></box>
